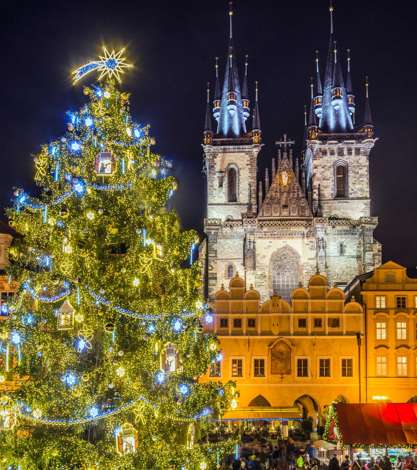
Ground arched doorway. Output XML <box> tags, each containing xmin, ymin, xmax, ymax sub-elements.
<box><xmin>249</xmin><ymin>395</ymin><xmax>271</xmax><ymax>407</ymax></box>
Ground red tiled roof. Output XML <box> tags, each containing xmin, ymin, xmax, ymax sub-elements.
<box><xmin>335</xmin><ymin>403</ymin><xmax>417</xmax><ymax>446</ymax></box>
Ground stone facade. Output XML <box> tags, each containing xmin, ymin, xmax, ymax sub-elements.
<box><xmin>203</xmin><ymin>136</ymin><xmax>381</xmax><ymax>301</ymax></box>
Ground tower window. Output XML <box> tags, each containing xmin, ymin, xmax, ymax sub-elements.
<box><xmin>339</xmin><ymin>242</ymin><xmax>346</xmax><ymax>256</ymax></box>
<box><xmin>226</xmin><ymin>264</ymin><xmax>234</xmax><ymax>279</ymax></box>
<box><xmin>355</xmin><ymin>148</ymin><xmax>361</xmax><ymax>156</ymax></box>
<box><xmin>335</xmin><ymin>164</ymin><xmax>348</xmax><ymax>198</ymax></box>
<box><xmin>227</xmin><ymin>167</ymin><xmax>238</xmax><ymax>202</ymax></box>
<box><xmin>347</xmin><ymin>147</ymin><xmax>353</xmax><ymax>156</ymax></box>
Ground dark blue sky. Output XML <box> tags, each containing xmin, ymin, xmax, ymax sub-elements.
<box><xmin>0</xmin><ymin>0</ymin><xmax>416</xmax><ymax>267</ymax></box>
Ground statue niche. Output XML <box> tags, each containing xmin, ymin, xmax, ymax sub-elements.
<box><xmin>270</xmin><ymin>340</ymin><xmax>291</xmax><ymax>376</ymax></box>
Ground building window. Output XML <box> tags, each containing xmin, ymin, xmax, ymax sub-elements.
<box><xmin>233</xmin><ymin>318</ymin><xmax>242</xmax><ymax>328</ymax></box>
<box><xmin>328</xmin><ymin>318</ymin><xmax>340</xmax><ymax>328</ymax></box>
<box><xmin>337</xmin><ymin>147</ymin><xmax>344</xmax><ymax>157</ymax></box>
<box><xmin>339</xmin><ymin>242</ymin><xmax>346</xmax><ymax>256</ymax></box>
<box><xmin>226</xmin><ymin>264</ymin><xmax>234</xmax><ymax>279</ymax></box>
<box><xmin>296</xmin><ymin>358</ymin><xmax>309</xmax><ymax>377</ymax></box>
<box><xmin>314</xmin><ymin>318</ymin><xmax>322</xmax><ymax>328</ymax></box>
<box><xmin>335</xmin><ymin>164</ymin><xmax>348</xmax><ymax>198</ymax></box>
<box><xmin>209</xmin><ymin>361</ymin><xmax>221</xmax><ymax>377</ymax></box>
<box><xmin>396</xmin><ymin>321</ymin><xmax>407</xmax><ymax>340</ymax></box>
<box><xmin>330</xmin><ymin>149</ymin><xmax>335</xmax><ymax>156</ymax></box>
<box><xmin>354</xmin><ymin>148</ymin><xmax>360</xmax><ymax>156</ymax></box>
<box><xmin>319</xmin><ymin>358</ymin><xmax>331</xmax><ymax>377</ymax></box>
<box><xmin>376</xmin><ymin>295</ymin><xmax>386</xmax><ymax>309</ymax></box>
<box><xmin>341</xmin><ymin>358</ymin><xmax>353</xmax><ymax>377</ymax></box>
<box><xmin>347</xmin><ymin>147</ymin><xmax>353</xmax><ymax>156</ymax></box>
<box><xmin>376</xmin><ymin>322</ymin><xmax>387</xmax><ymax>340</ymax></box>
<box><xmin>397</xmin><ymin>356</ymin><xmax>408</xmax><ymax>376</ymax></box>
<box><xmin>254</xmin><ymin>359</ymin><xmax>265</xmax><ymax>377</ymax></box>
<box><xmin>270</xmin><ymin>246</ymin><xmax>300</xmax><ymax>301</ymax></box>
<box><xmin>227</xmin><ymin>167</ymin><xmax>238</xmax><ymax>202</ymax></box>
<box><xmin>231</xmin><ymin>358</ymin><xmax>243</xmax><ymax>377</ymax></box>
<box><xmin>396</xmin><ymin>296</ymin><xmax>407</xmax><ymax>309</ymax></box>
<box><xmin>298</xmin><ymin>318</ymin><xmax>307</xmax><ymax>328</ymax></box>
<box><xmin>376</xmin><ymin>356</ymin><xmax>387</xmax><ymax>376</ymax></box>
<box><xmin>219</xmin><ymin>318</ymin><xmax>228</xmax><ymax>328</ymax></box>
<box><xmin>247</xmin><ymin>318</ymin><xmax>256</xmax><ymax>328</ymax></box>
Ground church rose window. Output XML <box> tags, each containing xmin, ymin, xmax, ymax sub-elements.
<box><xmin>227</xmin><ymin>167</ymin><xmax>237</xmax><ymax>202</ymax></box>
<box><xmin>269</xmin><ymin>246</ymin><xmax>300</xmax><ymax>300</ymax></box>
<box><xmin>335</xmin><ymin>164</ymin><xmax>348</xmax><ymax>198</ymax></box>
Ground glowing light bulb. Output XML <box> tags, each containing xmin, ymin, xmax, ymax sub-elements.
<box><xmin>0</xmin><ymin>375</ymin><xmax>5</xmax><ymax>383</ymax></box>
<box><xmin>132</xmin><ymin>278</ymin><xmax>140</xmax><ymax>287</ymax></box>
<box><xmin>33</xmin><ymin>408</ymin><xmax>42</xmax><ymax>419</ymax></box>
<box><xmin>230</xmin><ymin>398</ymin><xmax>238</xmax><ymax>410</ymax></box>
<box><xmin>126</xmin><ymin>127</ymin><xmax>132</xmax><ymax>137</ymax></box>
<box><xmin>209</xmin><ymin>341</ymin><xmax>217</xmax><ymax>352</ymax></box>
<box><xmin>115</xmin><ymin>366</ymin><xmax>125</xmax><ymax>378</ymax></box>
<box><xmin>86</xmin><ymin>210</ymin><xmax>95</xmax><ymax>220</ymax></box>
<box><xmin>85</xmin><ymin>117</ymin><xmax>93</xmax><ymax>127</ymax></box>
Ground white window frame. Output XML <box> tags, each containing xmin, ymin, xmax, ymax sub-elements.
<box><xmin>340</xmin><ymin>357</ymin><xmax>354</xmax><ymax>377</ymax></box>
<box><xmin>318</xmin><ymin>357</ymin><xmax>332</xmax><ymax>378</ymax></box>
<box><xmin>295</xmin><ymin>356</ymin><xmax>310</xmax><ymax>378</ymax></box>
<box><xmin>230</xmin><ymin>357</ymin><xmax>244</xmax><ymax>378</ymax></box>
<box><xmin>396</xmin><ymin>321</ymin><xmax>407</xmax><ymax>340</ymax></box>
<box><xmin>376</xmin><ymin>356</ymin><xmax>388</xmax><ymax>376</ymax></box>
<box><xmin>376</xmin><ymin>295</ymin><xmax>386</xmax><ymax>309</ymax></box>
<box><xmin>397</xmin><ymin>356</ymin><xmax>408</xmax><ymax>377</ymax></box>
<box><xmin>253</xmin><ymin>357</ymin><xmax>267</xmax><ymax>378</ymax></box>
<box><xmin>376</xmin><ymin>321</ymin><xmax>387</xmax><ymax>340</ymax></box>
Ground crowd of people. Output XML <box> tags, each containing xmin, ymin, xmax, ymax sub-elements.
<box><xmin>221</xmin><ymin>440</ymin><xmax>417</xmax><ymax>470</ymax></box>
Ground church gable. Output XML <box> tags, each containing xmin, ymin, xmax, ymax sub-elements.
<box><xmin>259</xmin><ymin>157</ymin><xmax>312</xmax><ymax>218</ymax></box>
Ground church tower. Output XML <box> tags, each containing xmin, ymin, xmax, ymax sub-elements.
<box><xmin>203</xmin><ymin>2</ymin><xmax>262</xmax><ymax>295</ymax></box>
<box><xmin>304</xmin><ymin>0</ymin><xmax>381</xmax><ymax>283</ymax></box>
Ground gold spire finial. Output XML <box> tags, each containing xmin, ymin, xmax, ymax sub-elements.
<box><xmin>255</xmin><ymin>80</ymin><xmax>259</xmax><ymax>101</ymax></box>
<box><xmin>228</xmin><ymin>1</ymin><xmax>234</xmax><ymax>40</ymax></box>
<box><xmin>310</xmin><ymin>76</ymin><xmax>314</xmax><ymax>99</ymax></box>
<box><xmin>365</xmin><ymin>76</ymin><xmax>369</xmax><ymax>98</ymax></box>
<box><xmin>206</xmin><ymin>82</ymin><xmax>210</xmax><ymax>103</ymax></box>
<box><xmin>304</xmin><ymin>105</ymin><xmax>307</xmax><ymax>127</ymax></box>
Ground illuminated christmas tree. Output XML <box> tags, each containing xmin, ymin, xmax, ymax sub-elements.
<box><xmin>0</xmin><ymin>48</ymin><xmax>235</xmax><ymax>469</ymax></box>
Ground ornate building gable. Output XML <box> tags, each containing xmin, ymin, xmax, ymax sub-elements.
<box><xmin>259</xmin><ymin>154</ymin><xmax>312</xmax><ymax>219</ymax></box>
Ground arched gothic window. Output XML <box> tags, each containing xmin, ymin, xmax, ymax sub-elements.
<box><xmin>335</xmin><ymin>164</ymin><xmax>348</xmax><ymax>198</ymax></box>
<box><xmin>226</xmin><ymin>264</ymin><xmax>234</xmax><ymax>279</ymax></box>
<box><xmin>269</xmin><ymin>246</ymin><xmax>300</xmax><ymax>301</ymax></box>
<box><xmin>227</xmin><ymin>167</ymin><xmax>238</xmax><ymax>202</ymax></box>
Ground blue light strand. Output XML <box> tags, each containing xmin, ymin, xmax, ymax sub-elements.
<box><xmin>22</xmin><ymin>281</ymin><xmax>72</xmax><ymax>303</ymax></box>
<box><xmin>17</xmin><ymin>395</ymin><xmax>213</xmax><ymax>427</ymax></box>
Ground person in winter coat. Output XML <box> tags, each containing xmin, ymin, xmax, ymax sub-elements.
<box><xmin>329</xmin><ymin>455</ymin><xmax>340</xmax><ymax>470</ymax></box>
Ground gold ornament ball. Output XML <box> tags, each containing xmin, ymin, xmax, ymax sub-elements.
<box><xmin>116</xmin><ymin>366</ymin><xmax>126</xmax><ymax>378</ymax></box>
<box><xmin>33</xmin><ymin>408</ymin><xmax>42</xmax><ymax>419</ymax></box>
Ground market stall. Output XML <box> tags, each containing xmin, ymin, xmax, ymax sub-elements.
<box><xmin>324</xmin><ymin>403</ymin><xmax>417</xmax><ymax>462</ymax></box>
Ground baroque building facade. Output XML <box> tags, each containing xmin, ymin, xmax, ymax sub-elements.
<box><xmin>202</xmin><ymin>3</ymin><xmax>381</xmax><ymax>301</ymax></box>
<box><xmin>200</xmin><ymin>265</ymin><xmax>417</xmax><ymax>423</ymax></box>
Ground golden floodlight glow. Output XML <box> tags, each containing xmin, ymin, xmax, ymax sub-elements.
<box><xmin>372</xmin><ymin>395</ymin><xmax>390</xmax><ymax>401</ymax></box>
<box><xmin>72</xmin><ymin>47</ymin><xmax>133</xmax><ymax>84</ymax></box>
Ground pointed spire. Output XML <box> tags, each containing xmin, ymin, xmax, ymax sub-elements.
<box><xmin>315</xmin><ymin>50</ymin><xmax>323</xmax><ymax>96</ymax></box>
<box><xmin>242</xmin><ymin>55</ymin><xmax>249</xmax><ymax>99</ymax></box>
<box><xmin>319</xmin><ymin>1</ymin><xmax>354</xmax><ymax>133</ymax></box>
<box><xmin>217</xmin><ymin>1</ymin><xmax>247</xmax><ymax>137</ymax></box>
<box><xmin>363</xmin><ymin>76</ymin><xmax>374</xmax><ymax>128</ymax></box>
<box><xmin>346</xmin><ymin>48</ymin><xmax>356</xmax><ymax>124</ymax></box>
<box><xmin>213</xmin><ymin>58</ymin><xmax>221</xmax><ymax>122</ymax></box>
<box><xmin>304</xmin><ymin>105</ymin><xmax>308</xmax><ymax>127</ymax></box>
<box><xmin>204</xmin><ymin>82</ymin><xmax>212</xmax><ymax>132</ymax></box>
<box><xmin>204</xmin><ymin>82</ymin><xmax>213</xmax><ymax>145</ymax></box>
<box><xmin>346</xmin><ymin>49</ymin><xmax>353</xmax><ymax>93</ymax></box>
<box><xmin>242</xmin><ymin>55</ymin><xmax>250</xmax><ymax>121</ymax></box>
<box><xmin>252</xmin><ymin>81</ymin><xmax>262</xmax><ymax>144</ymax></box>
<box><xmin>272</xmin><ymin>157</ymin><xmax>276</xmax><ymax>178</ymax></box>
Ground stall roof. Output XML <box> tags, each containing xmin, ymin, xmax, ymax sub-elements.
<box><xmin>335</xmin><ymin>403</ymin><xmax>417</xmax><ymax>446</ymax></box>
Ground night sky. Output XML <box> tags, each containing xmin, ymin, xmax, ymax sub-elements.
<box><xmin>0</xmin><ymin>1</ymin><xmax>416</xmax><ymax>267</ymax></box>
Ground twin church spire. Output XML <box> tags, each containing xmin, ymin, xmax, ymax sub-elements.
<box><xmin>308</xmin><ymin>1</ymin><xmax>374</xmax><ymax>138</ymax></box>
<box><xmin>204</xmin><ymin>1</ymin><xmax>261</xmax><ymax>145</ymax></box>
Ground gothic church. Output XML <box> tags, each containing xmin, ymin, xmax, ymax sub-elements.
<box><xmin>202</xmin><ymin>2</ymin><xmax>381</xmax><ymax>300</ymax></box>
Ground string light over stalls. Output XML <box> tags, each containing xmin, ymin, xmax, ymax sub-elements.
<box><xmin>72</xmin><ymin>47</ymin><xmax>133</xmax><ymax>84</ymax></box>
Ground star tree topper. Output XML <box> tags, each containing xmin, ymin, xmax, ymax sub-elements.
<box><xmin>72</xmin><ymin>47</ymin><xmax>133</xmax><ymax>84</ymax></box>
